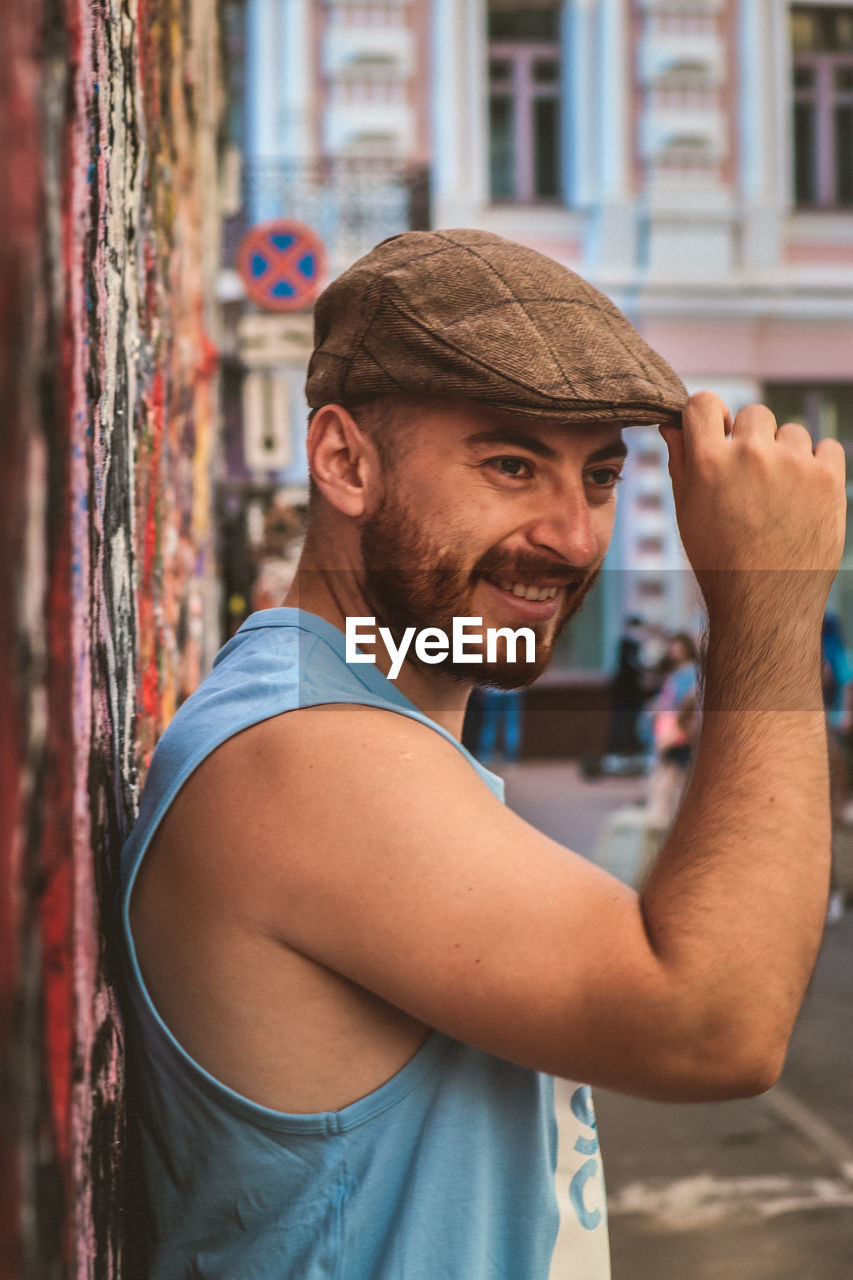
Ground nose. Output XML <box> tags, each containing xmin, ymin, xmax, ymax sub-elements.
<box><xmin>523</xmin><ymin>487</ymin><xmax>600</xmax><ymax>568</ymax></box>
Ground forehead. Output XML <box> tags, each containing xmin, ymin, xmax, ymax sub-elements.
<box><xmin>400</xmin><ymin>398</ymin><xmax>626</xmax><ymax>453</ymax></box>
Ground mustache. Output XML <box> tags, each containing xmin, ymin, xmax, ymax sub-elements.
<box><xmin>472</xmin><ymin>546</ymin><xmax>591</xmax><ymax>587</ymax></box>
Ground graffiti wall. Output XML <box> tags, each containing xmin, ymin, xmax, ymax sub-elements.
<box><xmin>0</xmin><ymin>0</ymin><xmax>221</xmax><ymax>1275</ymax></box>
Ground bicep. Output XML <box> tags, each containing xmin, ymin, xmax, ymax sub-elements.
<box><xmin>227</xmin><ymin>705</ymin><xmax>673</xmax><ymax>1091</ymax></box>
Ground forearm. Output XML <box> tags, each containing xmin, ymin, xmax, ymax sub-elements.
<box><xmin>640</xmin><ymin>610</ymin><xmax>830</xmax><ymax>1090</ymax></box>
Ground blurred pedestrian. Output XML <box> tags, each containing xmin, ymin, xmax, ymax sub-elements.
<box><xmin>822</xmin><ymin>611</ymin><xmax>852</xmax><ymax>734</ymax></box>
<box><xmin>476</xmin><ymin>687</ymin><xmax>523</xmax><ymax>766</ymax></box>
<box><xmin>605</xmin><ymin>616</ymin><xmax>647</xmax><ymax>758</ymax></box>
<box><xmin>647</xmin><ymin>632</ymin><xmax>699</xmax><ymax>826</ymax></box>
<box><xmin>250</xmin><ymin>556</ymin><xmax>297</xmax><ymax>612</ymax></box>
<box><xmin>822</xmin><ymin>612</ymin><xmax>852</xmax><ymax>921</ymax></box>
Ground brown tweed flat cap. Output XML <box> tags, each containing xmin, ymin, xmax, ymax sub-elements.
<box><xmin>306</xmin><ymin>228</ymin><xmax>686</xmax><ymax>426</ymax></box>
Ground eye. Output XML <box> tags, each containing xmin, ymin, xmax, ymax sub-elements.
<box><xmin>586</xmin><ymin>466</ymin><xmax>623</xmax><ymax>489</ymax></box>
<box><xmin>487</xmin><ymin>456</ymin><xmax>534</xmax><ymax>478</ymax></box>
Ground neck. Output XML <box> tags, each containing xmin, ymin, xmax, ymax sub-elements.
<box><xmin>283</xmin><ymin>541</ymin><xmax>472</xmax><ymax>739</ymax></box>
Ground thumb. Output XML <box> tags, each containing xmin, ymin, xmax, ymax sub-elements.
<box><xmin>659</xmin><ymin>425</ymin><xmax>685</xmax><ymax>485</ymax></box>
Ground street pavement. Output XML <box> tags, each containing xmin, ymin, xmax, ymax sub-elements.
<box><xmin>496</xmin><ymin>760</ymin><xmax>853</xmax><ymax>1280</ymax></box>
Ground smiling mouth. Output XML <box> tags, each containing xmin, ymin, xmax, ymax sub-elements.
<box><xmin>494</xmin><ymin>579</ymin><xmax>560</xmax><ymax>602</ymax></box>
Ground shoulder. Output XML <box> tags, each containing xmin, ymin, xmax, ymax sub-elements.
<box><xmin>174</xmin><ymin>698</ymin><xmax>506</xmax><ymax>908</ymax></box>
<box><xmin>166</xmin><ymin>698</ymin><xmax>514</xmax><ymax>961</ymax></box>
<box><xmin>222</xmin><ymin>701</ymin><xmax>488</xmax><ymax>808</ymax></box>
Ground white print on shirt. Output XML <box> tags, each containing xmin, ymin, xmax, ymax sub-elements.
<box><xmin>550</xmin><ymin>1083</ymin><xmax>611</xmax><ymax>1280</ymax></box>
<box><xmin>569</xmin><ymin>1085</ymin><xmax>603</xmax><ymax>1230</ymax></box>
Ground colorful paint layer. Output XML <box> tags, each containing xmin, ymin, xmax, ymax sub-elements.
<box><xmin>1</xmin><ymin>1</ymin><xmax>222</xmax><ymax>1275</ymax></box>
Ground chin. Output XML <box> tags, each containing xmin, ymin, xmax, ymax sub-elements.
<box><xmin>437</xmin><ymin>654</ymin><xmax>552</xmax><ymax>690</ymax></box>
<box><xmin>475</xmin><ymin>671</ymin><xmax>541</xmax><ymax>691</ymax></box>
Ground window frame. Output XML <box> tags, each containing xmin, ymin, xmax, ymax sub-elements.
<box><xmin>488</xmin><ymin>37</ymin><xmax>562</xmax><ymax>204</ymax></box>
<box><xmin>791</xmin><ymin>5</ymin><xmax>853</xmax><ymax>207</ymax></box>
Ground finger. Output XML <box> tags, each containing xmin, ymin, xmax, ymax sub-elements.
<box><xmin>659</xmin><ymin>425</ymin><xmax>685</xmax><ymax>485</ymax></box>
<box><xmin>730</xmin><ymin>403</ymin><xmax>778</xmax><ymax>442</ymax></box>
<box><xmin>680</xmin><ymin>391</ymin><xmax>732</xmax><ymax>459</ymax></box>
<box><xmin>775</xmin><ymin>421</ymin><xmax>814</xmax><ymax>455</ymax></box>
<box><xmin>814</xmin><ymin>436</ymin><xmax>847</xmax><ymax>477</ymax></box>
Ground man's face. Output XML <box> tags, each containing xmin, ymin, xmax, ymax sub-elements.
<box><xmin>357</xmin><ymin>400</ymin><xmax>626</xmax><ymax>688</ymax></box>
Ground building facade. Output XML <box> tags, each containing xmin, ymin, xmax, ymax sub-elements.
<box><xmin>434</xmin><ymin>0</ymin><xmax>853</xmax><ymax>670</ymax></box>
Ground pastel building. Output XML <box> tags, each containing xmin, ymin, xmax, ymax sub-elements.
<box><xmin>434</xmin><ymin>0</ymin><xmax>853</xmax><ymax>670</ymax></box>
<box><xmin>221</xmin><ymin>0</ymin><xmax>853</xmax><ymax>683</ymax></box>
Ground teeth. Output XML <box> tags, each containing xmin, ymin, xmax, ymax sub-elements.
<box><xmin>496</xmin><ymin>580</ymin><xmax>559</xmax><ymax>602</ymax></box>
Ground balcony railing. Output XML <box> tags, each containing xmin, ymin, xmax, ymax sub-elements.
<box><xmin>223</xmin><ymin>157</ymin><xmax>431</xmax><ymax>277</ymax></box>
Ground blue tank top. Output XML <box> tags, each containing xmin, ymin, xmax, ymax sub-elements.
<box><xmin>120</xmin><ymin>609</ymin><xmax>610</xmax><ymax>1279</ymax></box>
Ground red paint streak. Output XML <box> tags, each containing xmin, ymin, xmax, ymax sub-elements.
<box><xmin>139</xmin><ymin>366</ymin><xmax>165</xmax><ymax>726</ymax></box>
<box><xmin>0</xmin><ymin>610</ymin><xmax>22</xmax><ymax>1280</ymax></box>
<box><xmin>141</xmin><ymin>649</ymin><xmax>161</xmax><ymax>722</ymax></box>
<box><xmin>39</xmin><ymin>424</ymin><xmax>76</xmax><ymax>1262</ymax></box>
<box><xmin>136</xmin><ymin>0</ymin><xmax>161</xmax><ymax>141</ymax></box>
<box><xmin>40</xmin><ymin>860</ymin><xmax>75</xmax><ymax>1168</ymax></box>
<box><xmin>0</xmin><ymin>0</ymin><xmax>61</xmax><ymax>1261</ymax></box>
<box><xmin>0</xmin><ymin>0</ymin><xmax>43</xmax><ymax>1259</ymax></box>
<box><xmin>197</xmin><ymin>331</ymin><xmax>220</xmax><ymax>384</ymax></box>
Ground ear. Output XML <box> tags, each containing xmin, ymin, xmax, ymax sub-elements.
<box><xmin>307</xmin><ymin>405</ymin><xmax>381</xmax><ymax>517</ymax></box>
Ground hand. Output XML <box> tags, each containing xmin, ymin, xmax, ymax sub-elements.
<box><xmin>660</xmin><ymin>392</ymin><xmax>846</xmax><ymax>627</ymax></box>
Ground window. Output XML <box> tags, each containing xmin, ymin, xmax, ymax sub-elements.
<box><xmin>763</xmin><ymin>382</ymin><xmax>853</xmax><ymax>631</ymax></box>
<box><xmin>549</xmin><ymin>572</ymin><xmax>606</xmax><ymax>673</ymax></box>
<box><xmin>762</xmin><ymin>381</ymin><xmax>853</xmax><ymax>444</ymax></box>
<box><xmin>488</xmin><ymin>4</ymin><xmax>562</xmax><ymax>202</ymax></box>
<box><xmin>791</xmin><ymin>6</ymin><xmax>853</xmax><ymax>207</ymax></box>
<box><xmin>221</xmin><ymin>0</ymin><xmax>247</xmax><ymax>149</ymax></box>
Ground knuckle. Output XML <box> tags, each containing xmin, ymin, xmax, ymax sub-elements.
<box><xmin>734</xmin><ymin>403</ymin><xmax>777</xmax><ymax>428</ymax></box>
<box><xmin>684</xmin><ymin>390</ymin><xmax>726</xmax><ymax>421</ymax></box>
<box><xmin>687</xmin><ymin>390</ymin><xmax>718</xmax><ymax>407</ymax></box>
<box><xmin>688</xmin><ymin>450</ymin><xmax>718</xmax><ymax>482</ymax></box>
<box><xmin>776</xmin><ymin>421</ymin><xmax>811</xmax><ymax>444</ymax></box>
<box><xmin>816</xmin><ymin>437</ymin><xmax>846</xmax><ymax>462</ymax></box>
<box><xmin>735</xmin><ymin>435</ymin><xmax>767</xmax><ymax>464</ymax></box>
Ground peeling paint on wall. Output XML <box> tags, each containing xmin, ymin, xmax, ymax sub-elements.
<box><xmin>1</xmin><ymin>0</ymin><xmax>222</xmax><ymax>1275</ymax></box>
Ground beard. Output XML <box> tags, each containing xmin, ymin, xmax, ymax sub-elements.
<box><xmin>358</xmin><ymin>488</ymin><xmax>600</xmax><ymax>689</ymax></box>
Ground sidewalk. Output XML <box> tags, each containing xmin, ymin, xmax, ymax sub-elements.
<box><xmin>493</xmin><ymin>760</ymin><xmax>853</xmax><ymax>1279</ymax></box>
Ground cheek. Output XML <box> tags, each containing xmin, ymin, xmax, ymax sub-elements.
<box><xmin>396</xmin><ymin>462</ymin><xmax>537</xmax><ymax>556</ymax></box>
<box><xmin>435</xmin><ymin>494</ymin><xmax>500</xmax><ymax>548</ymax></box>
<box><xmin>593</xmin><ymin>502</ymin><xmax>618</xmax><ymax>557</ymax></box>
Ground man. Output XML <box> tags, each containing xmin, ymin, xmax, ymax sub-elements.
<box><xmin>120</xmin><ymin>229</ymin><xmax>845</xmax><ymax>1279</ymax></box>
<box><xmin>647</xmin><ymin>631</ymin><xmax>699</xmax><ymax>825</ymax></box>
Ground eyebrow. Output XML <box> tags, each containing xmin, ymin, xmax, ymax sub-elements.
<box><xmin>463</xmin><ymin>429</ymin><xmax>628</xmax><ymax>465</ymax></box>
<box><xmin>585</xmin><ymin>439</ymin><xmax>629</xmax><ymax>465</ymax></box>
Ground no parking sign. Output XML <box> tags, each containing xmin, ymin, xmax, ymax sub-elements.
<box><xmin>236</xmin><ymin>219</ymin><xmax>327</xmax><ymax>312</ymax></box>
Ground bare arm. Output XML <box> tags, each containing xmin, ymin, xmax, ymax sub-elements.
<box><xmin>640</xmin><ymin>393</ymin><xmax>846</xmax><ymax>1089</ymax></box>
<box><xmin>202</xmin><ymin>394</ymin><xmax>845</xmax><ymax>1103</ymax></box>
